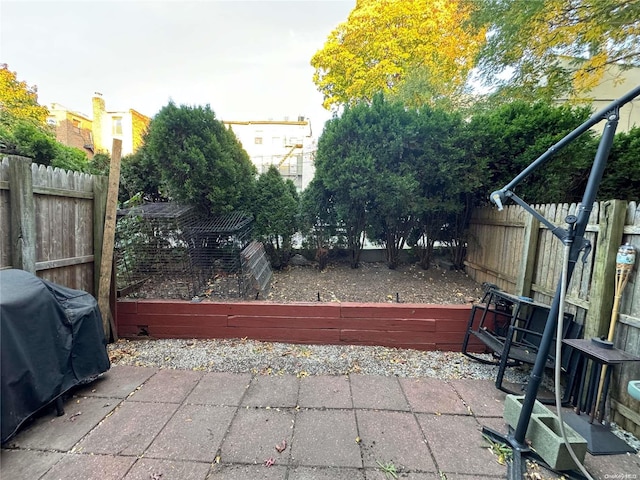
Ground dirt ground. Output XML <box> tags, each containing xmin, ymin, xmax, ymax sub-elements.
<box><xmin>265</xmin><ymin>262</ymin><xmax>483</xmax><ymax>304</ymax></box>
<box><xmin>126</xmin><ymin>261</ymin><xmax>484</xmax><ymax>304</ymax></box>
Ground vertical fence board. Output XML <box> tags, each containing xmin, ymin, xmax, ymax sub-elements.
<box><xmin>585</xmin><ymin>200</ymin><xmax>627</xmax><ymax>340</ymax></box>
<box><xmin>0</xmin><ymin>158</ymin><xmax>11</xmax><ymax>268</ymax></box>
<box><xmin>9</xmin><ymin>156</ymin><xmax>36</xmax><ymax>273</ymax></box>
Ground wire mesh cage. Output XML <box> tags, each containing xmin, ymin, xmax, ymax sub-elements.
<box><xmin>115</xmin><ymin>202</ymin><xmax>265</xmax><ymax>299</ymax></box>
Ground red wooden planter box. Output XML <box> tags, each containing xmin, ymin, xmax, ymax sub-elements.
<box><xmin>116</xmin><ymin>300</ymin><xmax>485</xmax><ymax>352</ymax></box>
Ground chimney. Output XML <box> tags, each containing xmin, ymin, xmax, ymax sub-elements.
<box><xmin>92</xmin><ymin>93</ymin><xmax>105</xmax><ymax>153</ymax></box>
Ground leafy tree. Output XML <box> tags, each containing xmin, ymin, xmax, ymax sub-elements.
<box><xmin>358</xmin><ymin>96</ymin><xmax>418</xmax><ymax>269</ymax></box>
<box><xmin>472</xmin><ymin>0</ymin><xmax>640</xmax><ymax>101</ymax></box>
<box><xmin>314</xmin><ymin>101</ymin><xmax>382</xmax><ymax>268</ymax></box>
<box><xmin>87</xmin><ymin>152</ymin><xmax>111</xmax><ymax>176</ymax></box>
<box><xmin>143</xmin><ymin>102</ymin><xmax>256</xmax><ymax>214</ymax></box>
<box><xmin>466</xmin><ymin>100</ymin><xmax>596</xmax><ymax>204</ymax></box>
<box><xmin>118</xmin><ymin>148</ymin><xmax>164</xmax><ymax>203</ymax></box>
<box><xmin>253</xmin><ymin>166</ymin><xmax>299</xmax><ymax>269</ymax></box>
<box><xmin>0</xmin><ymin>65</ymin><xmax>92</xmax><ymax>172</ymax></box>
<box><xmin>311</xmin><ymin>0</ymin><xmax>484</xmax><ymax>111</ymax></box>
<box><xmin>52</xmin><ymin>143</ymin><xmax>92</xmax><ymax>172</ymax></box>
<box><xmin>409</xmin><ymin>107</ymin><xmax>484</xmax><ymax>269</ymax></box>
<box><xmin>598</xmin><ymin>127</ymin><xmax>640</xmax><ymax>201</ymax></box>
<box><xmin>1</xmin><ymin>118</ymin><xmax>91</xmax><ymax>172</ymax></box>
<box><xmin>2</xmin><ymin>120</ymin><xmax>56</xmax><ymax>164</ymax></box>
<box><xmin>0</xmin><ymin>64</ymin><xmax>49</xmax><ymax>127</ymax></box>
<box><xmin>299</xmin><ymin>177</ymin><xmax>338</xmax><ymax>250</ymax></box>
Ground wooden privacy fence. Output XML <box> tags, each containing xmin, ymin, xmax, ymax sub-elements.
<box><xmin>466</xmin><ymin>200</ymin><xmax>640</xmax><ymax>436</ymax></box>
<box><xmin>0</xmin><ymin>156</ymin><xmax>107</xmax><ymax>296</ymax></box>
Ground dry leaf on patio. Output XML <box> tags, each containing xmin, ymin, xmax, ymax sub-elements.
<box><xmin>264</xmin><ymin>457</ymin><xmax>275</xmax><ymax>467</ymax></box>
<box><xmin>275</xmin><ymin>439</ymin><xmax>287</xmax><ymax>453</ymax></box>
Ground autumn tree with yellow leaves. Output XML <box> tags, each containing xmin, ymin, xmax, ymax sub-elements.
<box><xmin>473</xmin><ymin>0</ymin><xmax>640</xmax><ymax>101</ymax></box>
<box><xmin>0</xmin><ymin>64</ymin><xmax>49</xmax><ymax>127</ymax></box>
<box><xmin>311</xmin><ymin>0</ymin><xmax>485</xmax><ymax>111</ymax></box>
<box><xmin>0</xmin><ymin>65</ymin><xmax>93</xmax><ymax>172</ymax></box>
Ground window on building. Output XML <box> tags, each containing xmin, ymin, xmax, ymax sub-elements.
<box><xmin>72</xmin><ymin>118</ymin><xmax>81</xmax><ymax>128</ymax></box>
<box><xmin>255</xmin><ymin>137</ymin><xmax>263</xmax><ymax>144</ymax></box>
<box><xmin>112</xmin><ymin>116</ymin><xmax>123</xmax><ymax>135</ymax></box>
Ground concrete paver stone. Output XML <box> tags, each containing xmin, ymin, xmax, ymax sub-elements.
<box><xmin>0</xmin><ymin>449</ymin><xmax>65</xmax><ymax>480</ymax></box>
<box><xmin>288</xmin><ymin>466</ymin><xmax>366</xmax><ymax>479</ymax></box>
<box><xmin>221</xmin><ymin>407</ymin><xmax>295</xmax><ymax>464</ymax></box>
<box><xmin>128</xmin><ymin>369</ymin><xmax>203</xmax><ymax>403</ymax></box>
<box><xmin>364</xmin><ymin>470</ymin><xmax>440</xmax><ymax>479</ymax></box>
<box><xmin>186</xmin><ymin>372</ymin><xmax>252</xmax><ymax>406</ymax></box>
<box><xmin>449</xmin><ymin>379</ymin><xmax>507</xmax><ymax>417</ymax></box>
<box><xmin>399</xmin><ymin>377</ymin><xmax>470</xmax><ymax>415</ymax></box>
<box><xmin>241</xmin><ymin>375</ymin><xmax>300</xmax><ymax>407</ymax></box>
<box><xmin>75</xmin><ymin>401</ymin><xmax>179</xmax><ymax>455</ymax></box>
<box><xmin>350</xmin><ymin>375</ymin><xmax>409</xmax><ymax>411</ymax></box>
<box><xmin>417</xmin><ymin>413</ymin><xmax>506</xmax><ymax>477</ymax></box>
<box><xmin>75</xmin><ymin>366</ymin><xmax>158</xmax><ymax>399</ymax></box>
<box><xmin>356</xmin><ymin>410</ymin><xmax>436</xmax><ymax>472</ymax></box>
<box><xmin>123</xmin><ymin>458</ymin><xmax>211</xmax><ymax>480</ymax></box>
<box><xmin>40</xmin><ymin>453</ymin><xmax>136</xmax><ymax>480</ymax></box>
<box><xmin>298</xmin><ymin>376</ymin><xmax>352</xmax><ymax>409</ymax></box>
<box><xmin>206</xmin><ymin>464</ymin><xmax>287</xmax><ymax>479</ymax></box>
<box><xmin>290</xmin><ymin>409</ymin><xmax>362</xmax><ymax>468</ymax></box>
<box><xmin>6</xmin><ymin>396</ymin><xmax>118</xmax><ymax>451</ymax></box>
<box><xmin>145</xmin><ymin>404</ymin><xmax>236</xmax><ymax>461</ymax></box>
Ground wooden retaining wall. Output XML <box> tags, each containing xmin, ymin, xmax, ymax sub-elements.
<box><xmin>116</xmin><ymin>300</ymin><xmax>478</xmax><ymax>352</ymax></box>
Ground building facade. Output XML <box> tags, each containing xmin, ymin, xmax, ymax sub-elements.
<box><xmin>92</xmin><ymin>93</ymin><xmax>150</xmax><ymax>156</ymax></box>
<box><xmin>223</xmin><ymin>118</ymin><xmax>316</xmax><ymax>191</ymax></box>
<box><xmin>584</xmin><ymin>65</ymin><xmax>640</xmax><ymax>132</ymax></box>
<box><xmin>557</xmin><ymin>60</ymin><xmax>640</xmax><ymax>132</ymax></box>
<box><xmin>46</xmin><ymin>103</ymin><xmax>94</xmax><ymax>157</ymax></box>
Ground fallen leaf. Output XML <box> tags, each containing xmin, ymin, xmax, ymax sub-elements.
<box><xmin>264</xmin><ymin>457</ymin><xmax>275</xmax><ymax>467</ymax></box>
<box><xmin>69</xmin><ymin>412</ymin><xmax>82</xmax><ymax>421</ymax></box>
<box><xmin>275</xmin><ymin>439</ymin><xmax>287</xmax><ymax>453</ymax></box>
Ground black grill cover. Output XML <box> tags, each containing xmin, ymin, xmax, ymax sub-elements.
<box><xmin>1</xmin><ymin>269</ymin><xmax>110</xmax><ymax>443</ymax></box>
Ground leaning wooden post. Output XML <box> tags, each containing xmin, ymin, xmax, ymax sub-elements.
<box><xmin>97</xmin><ymin>140</ymin><xmax>122</xmax><ymax>340</ymax></box>
<box><xmin>8</xmin><ymin>156</ymin><xmax>36</xmax><ymax>274</ymax></box>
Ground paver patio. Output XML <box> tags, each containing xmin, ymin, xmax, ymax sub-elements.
<box><xmin>1</xmin><ymin>366</ymin><xmax>638</xmax><ymax>480</ymax></box>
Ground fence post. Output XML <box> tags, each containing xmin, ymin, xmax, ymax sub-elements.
<box><xmin>515</xmin><ymin>214</ymin><xmax>540</xmax><ymax>297</ymax></box>
<box><xmin>8</xmin><ymin>156</ymin><xmax>36</xmax><ymax>273</ymax></box>
<box><xmin>584</xmin><ymin>200</ymin><xmax>628</xmax><ymax>340</ymax></box>
<box><xmin>93</xmin><ymin>175</ymin><xmax>108</xmax><ymax>298</ymax></box>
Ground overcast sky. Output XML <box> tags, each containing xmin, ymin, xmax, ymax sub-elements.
<box><xmin>1</xmin><ymin>0</ymin><xmax>355</xmax><ymax>132</ymax></box>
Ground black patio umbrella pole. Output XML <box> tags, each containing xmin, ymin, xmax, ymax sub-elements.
<box><xmin>482</xmin><ymin>83</ymin><xmax>640</xmax><ymax>480</ymax></box>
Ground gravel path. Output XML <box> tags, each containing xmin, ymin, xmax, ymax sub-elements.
<box><xmin>108</xmin><ymin>338</ymin><xmax>536</xmax><ymax>383</ymax></box>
